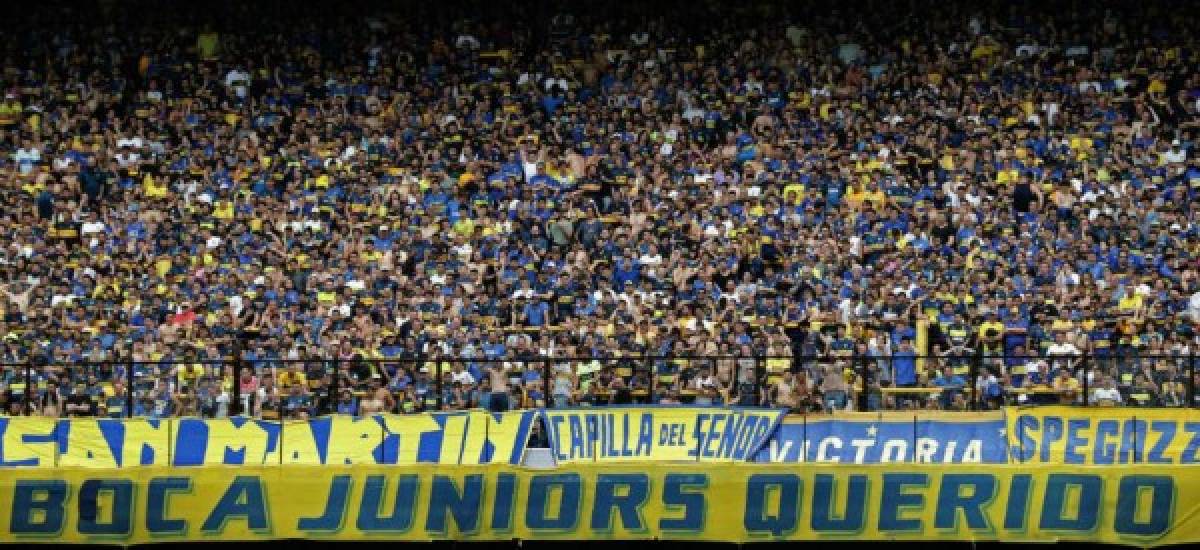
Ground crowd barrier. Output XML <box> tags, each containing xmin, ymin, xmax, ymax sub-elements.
<box><xmin>4</xmin><ymin>407</ymin><xmax>1200</xmax><ymax>468</ymax></box>
<box><xmin>0</xmin><ymin>463</ymin><xmax>1194</xmax><ymax>545</ymax></box>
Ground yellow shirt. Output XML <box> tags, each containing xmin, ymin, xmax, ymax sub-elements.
<box><xmin>197</xmin><ymin>32</ymin><xmax>220</xmax><ymax>59</ymax></box>
<box><xmin>1050</xmin><ymin>319</ymin><xmax>1074</xmax><ymax>332</ymax></box>
<box><xmin>1118</xmin><ymin>294</ymin><xmax>1143</xmax><ymax>312</ymax></box>
<box><xmin>176</xmin><ymin>364</ymin><xmax>205</xmax><ymax>384</ymax></box>
<box><xmin>782</xmin><ymin>183</ymin><xmax>805</xmax><ymax>204</ymax></box>
<box><xmin>978</xmin><ymin>321</ymin><xmax>1004</xmax><ymax>340</ymax></box>
<box><xmin>278</xmin><ymin>371</ymin><xmax>307</xmax><ymax>388</ymax></box>
<box><xmin>452</xmin><ymin>218</ymin><xmax>476</xmax><ymax>237</ymax></box>
<box><xmin>213</xmin><ymin>201</ymin><xmax>234</xmax><ymax>220</ymax></box>
<box><xmin>845</xmin><ymin>190</ymin><xmax>866</xmax><ymax>209</ymax></box>
<box><xmin>144</xmin><ymin>175</ymin><xmax>167</xmax><ymax>198</ymax></box>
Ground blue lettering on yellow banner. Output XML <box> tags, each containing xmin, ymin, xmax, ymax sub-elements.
<box><xmin>1008</xmin><ymin>407</ymin><xmax>1200</xmax><ymax>465</ymax></box>
<box><xmin>0</xmin><ymin>412</ymin><xmax>538</xmax><ymax>468</ymax></box>
<box><xmin>0</xmin><ymin>465</ymin><xmax>1191</xmax><ymax>545</ymax></box>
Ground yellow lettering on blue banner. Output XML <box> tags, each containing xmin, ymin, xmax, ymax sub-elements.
<box><xmin>0</xmin><ymin>463</ymin><xmax>1194</xmax><ymax>545</ymax></box>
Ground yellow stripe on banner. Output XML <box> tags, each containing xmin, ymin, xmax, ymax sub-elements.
<box><xmin>0</xmin><ymin>463</ymin><xmax>1194</xmax><ymax>545</ymax></box>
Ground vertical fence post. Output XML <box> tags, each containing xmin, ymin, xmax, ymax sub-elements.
<box><xmin>754</xmin><ymin>355</ymin><xmax>764</xmax><ymax>407</ymax></box>
<box><xmin>732</xmin><ymin>354</ymin><xmax>742</xmax><ymax>406</ymax></box>
<box><xmin>231</xmin><ymin>339</ymin><xmax>243</xmax><ymax>416</ymax></box>
<box><xmin>858</xmin><ymin>354</ymin><xmax>869</xmax><ymax>412</ymax></box>
<box><xmin>1080</xmin><ymin>352</ymin><xmax>1089</xmax><ymax>407</ymax></box>
<box><xmin>648</xmin><ymin>357</ymin><xmax>656</xmax><ymax>405</ymax></box>
<box><xmin>328</xmin><ymin>357</ymin><xmax>340</xmax><ymax>415</ymax></box>
<box><xmin>126</xmin><ymin>347</ymin><xmax>135</xmax><ymax>418</ymax></box>
<box><xmin>23</xmin><ymin>356</ymin><xmax>33</xmax><ymax>416</ymax></box>
<box><xmin>1189</xmin><ymin>350</ymin><xmax>1196</xmax><ymax>409</ymax></box>
<box><xmin>543</xmin><ymin>359</ymin><xmax>552</xmax><ymax>408</ymax></box>
<box><xmin>968</xmin><ymin>351</ymin><xmax>979</xmax><ymax>411</ymax></box>
<box><xmin>435</xmin><ymin>358</ymin><xmax>444</xmax><ymax>411</ymax></box>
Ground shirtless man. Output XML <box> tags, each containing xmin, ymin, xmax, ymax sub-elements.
<box><xmin>773</xmin><ymin>370</ymin><xmax>799</xmax><ymax>411</ymax></box>
<box><xmin>487</xmin><ymin>363</ymin><xmax>510</xmax><ymax>412</ymax></box>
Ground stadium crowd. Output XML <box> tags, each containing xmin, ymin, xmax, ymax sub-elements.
<box><xmin>1</xmin><ymin>0</ymin><xmax>1199</xmax><ymax>418</ymax></box>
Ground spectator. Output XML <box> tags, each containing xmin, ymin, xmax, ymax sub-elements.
<box><xmin>64</xmin><ymin>382</ymin><xmax>95</xmax><ymax>417</ymax></box>
<box><xmin>1052</xmin><ymin>368</ymin><xmax>1082</xmax><ymax>405</ymax></box>
<box><xmin>335</xmin><ymin>389</ymin><xmax>358</xmax><ymax>416</ymax></box>
<box><xmin>1092</xmin><ymin>376</ymin><xmax>1123</xmax><ymax>406</ymax></box>
<box><xmin>934</xmin><ymin>366</ymin><xmax>968</xmax><ymax>410</ymax></box>
<box><xmin>0</xmin><ymin>0</ymin><xmax>1197</xmax><ymax>415</ymax></box>
<box><xmin>819</xmin><ymin>366</ymin><xmax>849</xmax><ymax>412</ymax></box>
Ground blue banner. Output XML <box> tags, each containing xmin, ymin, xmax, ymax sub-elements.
<box><xmin>755</xmin><ymin>412</ymin><xmax>1009</xmax><ymax>464</ymax></box>
<box><xmin>541</xmin><ymin>407</ymin><xmax>787</xmax><ymax>463</ymax></box>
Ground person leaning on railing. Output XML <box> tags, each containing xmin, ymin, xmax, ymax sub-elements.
<box><xmin>1051</xmin><ymin>367</ymin><xmax>1082</xmax><ymax>405</ymax></box>
<box><xmin>1128</xmin><ymin>372</ymin><xmax>1163</xmax><ymax>407</ymax></box>
<box><xmin>933</xmin><ymin>366</ymin><xmax>968</xmax><ymax>411</ymax></box>
<box><xmin>1092</xmin><ymin>375</ymin><xmax>1123</xmax><ymax>406</ymax></box>
<box><xmin>819</xmin><ymin>365</ymin><xmax>850</xmax><ymax>412</ymax></box>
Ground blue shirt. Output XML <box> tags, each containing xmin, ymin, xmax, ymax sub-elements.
<box><xmin>523</xmin><ymin>301</ymin><xmax>550</xmax><ymax>326</ymax></box>
<box><xmin>892</xmin><ymin>350</ymin><xmax>917</xmax><ymax>385</ymax></box>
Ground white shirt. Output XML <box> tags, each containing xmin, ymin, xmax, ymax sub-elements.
<box><xmin>1093</xmin><ymin>387</ymin><xmax>1122</xmax><ymax>403</ymax></box>
<box><xmin>14</xmin><ymin>147</ymin><xmax>40</xmax><ymax>175</ymax></box>
<box><xmin>638</xmin><ymin>253</ymin><xmax>663</xmax><ymax>275</ymax></box>
<box><xmin>1047</xmin><ymin>342</ymin><xmax>1080</xmax><ymax>356</ymax></box>
<box><xmin>455</xmin><ymin>34</ymin><xmax>480</xmax><ymax>50</ymax></box>
<box><xmin>1187</xmin><ymin>291</ymin><xmax>1200</xmax><ymax>321</ymax></box>
<box><xmin>228</xmin><ymin>295</ymin><xmax>244</xmax><ymax>317</ymax></box>
<box><xmin>1164</xmin><ymin>148</ymin><xmax>1187</xmax><ymax>164</ymax></box>
<box><xmin>116</xmin><ymin>137</ymin><xmax>144</xmax><ymax>149</ymax></box>
<box><xmin>80</xmin><ymin>221</ymin><xmax>106</xmax><ymax>235</ymax></box>
<box><xmin>451</xmin><ymin>370</ymin><xmax>476</xmax><ymax>386</ymax></box>
<box><xmin>114</xmin><ymin>151</ymin><xmax>141</xmax><ymax>167</ymax></box>
<box><xmin>452</xmin><ymin>242</ymin><xmax>473</xmax><ymax>261</ymax></box>
<box><xmin>51</xmin><ymin>293</ymin><xmax>76</xmax><ymax>307</ymax></box>
<box><xmin>1046</xmin><ymin>343</ymin><xmax>1080</xmax><ymax>370</ymax></box>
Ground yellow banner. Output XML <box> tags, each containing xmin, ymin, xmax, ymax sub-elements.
<box><xmin>0</xmin><ymin>463</ymin><xmax>1194</xmax><ymax>545</ymax></box>
<box><xmin>0</xmin><ymin>411</ymin><xmax>534</xmax><ymax>468</ymax></box>
<box><xmin>1007</xmin><ymin>406</ymin><xmax>1200</xmax><ymax>465</ymax></box>
<box><xmin>540</xmin><ymin>407</ymin><xmax>785</xmax><ymax>463</ymax></box>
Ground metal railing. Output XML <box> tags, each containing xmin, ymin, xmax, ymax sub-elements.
<box><xmin>0</xmin><ymin>350</ymin><xmax>1195</xmax><ymax>417</ymax></box>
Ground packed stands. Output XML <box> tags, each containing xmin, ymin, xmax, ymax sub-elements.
<box><xmin>0</xmin><ymin>0</ymin><xmax>1198</xmax><ymax>418</ymax></box>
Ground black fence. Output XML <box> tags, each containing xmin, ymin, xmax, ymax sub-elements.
<box><xmin>0</xmin><ymin>350</ymin><xmax>1196</xmax><ymax>418</ymax></box>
